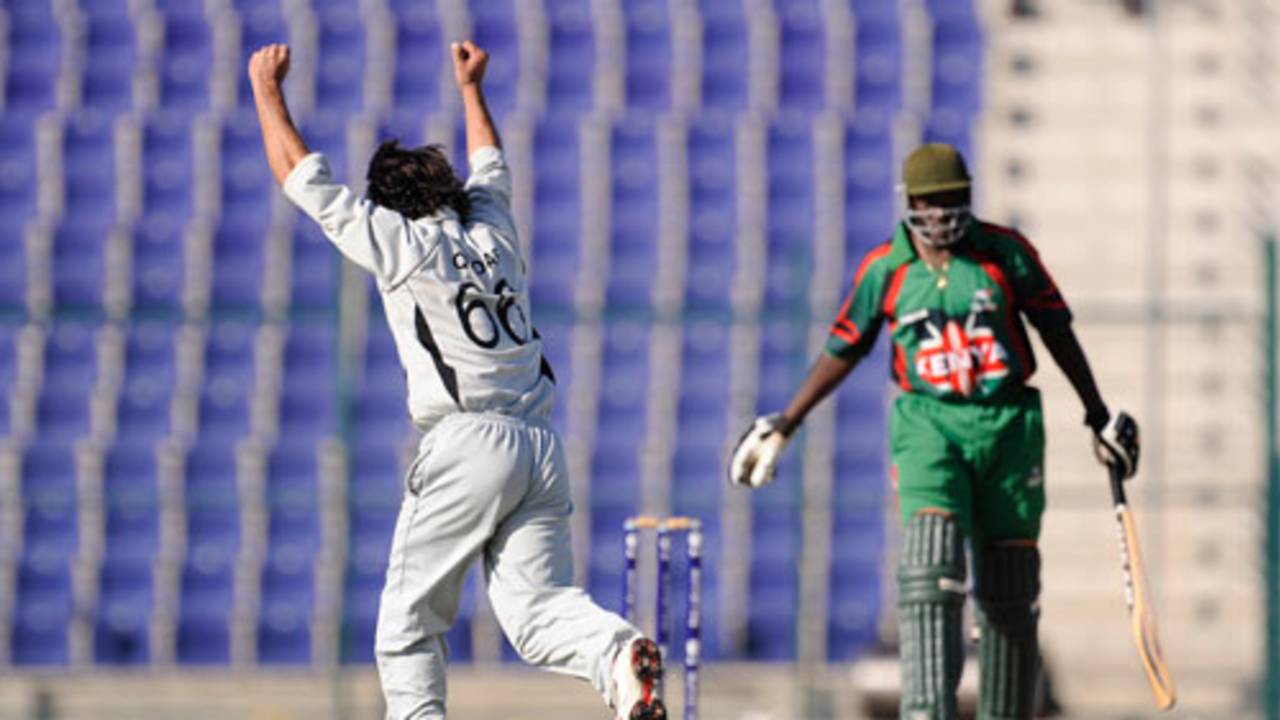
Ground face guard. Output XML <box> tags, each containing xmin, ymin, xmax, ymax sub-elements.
<box><xmin>904</xmin><ymin>203</ymin><xmax>972</xmax><ymax>248</ymax></box>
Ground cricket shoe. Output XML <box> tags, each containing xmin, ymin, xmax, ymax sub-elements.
<box><xmin>612</xmin><ymin>637</ymin><xmax>666</xmax><ymax>720</ymax></box>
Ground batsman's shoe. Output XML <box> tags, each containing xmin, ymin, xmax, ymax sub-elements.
<box><xmin>612</xmin><ymin>637</ymin><xmax>666</xmax><ymax>720</ymax></box>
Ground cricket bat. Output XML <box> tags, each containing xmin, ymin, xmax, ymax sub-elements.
<box><xmin>1109</xmin><ymin>463</ymin><xmax>1177</xmax><ymax>710</ymax></box>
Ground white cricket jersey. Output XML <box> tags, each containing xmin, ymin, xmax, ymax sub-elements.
<box><xmin>283</xmin><ymin>146</ymin><xmax>555</xmax><ymax>431</ymax></box>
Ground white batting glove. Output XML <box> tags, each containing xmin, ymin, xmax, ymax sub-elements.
<box><xmin>729</xmin><ymin>414</ymin><xmax>793</xmax><ymax>488</ymax></box>
<box><xmin>1092</xmin><ymin>409</ymin><xmax>1140</xmax><ymax>479</ymax></box>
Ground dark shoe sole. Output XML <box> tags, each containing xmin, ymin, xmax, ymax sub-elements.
<box><xmin>628</xmin><ymin>639</ymin><xmax>666</xmax><ymax>720</ymax></box>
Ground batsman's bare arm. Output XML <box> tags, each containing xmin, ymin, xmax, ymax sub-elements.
<box><xmin>452</xmin><ymin>40</ymin><xmax>501</xmax><ymax>155</ymax></box>
<box><xmin>777</xmin><ymin>353</ymin><xmax>858</xmax><ymax>436</ymax></box>
<box><xmin>1038</xmin><ymin>323</ymin><xmax>1109</xmax><ymax>426</ymax></box>
<box><xmin>248</xmin><ymin>44</ymin><xmax>309</xmax><ymax>186</ymax></box>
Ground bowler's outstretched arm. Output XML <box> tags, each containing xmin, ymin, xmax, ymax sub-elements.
<box><xmin>249</xmin><ymin>44</ymin><xmax>309</xmax><ymax>186</ymax></box>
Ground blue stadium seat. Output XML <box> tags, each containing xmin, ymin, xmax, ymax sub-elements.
<box><xmin>0</xmin><ymin>228</ymin><xmax>27</xmax><ymax>313</ymax></box>
<box><xmin>114</xmin><ymin>373</ymin><xmax>175</xmax><ymax>442</ymax></box>
<box><xmin>765</xmin><ymin>118</ymin><xmax>815</xmax><ymax>312</ymax></box>
<box><xmin>929</xmin><ymin>0</ymin><xmax>983</xmax><ymax>119</ymax></box>
<box><xmin>154</xmin><ymin>0</ymin><xmax>212</xmax><ymax>110</ymax></box>
<box><xmin>289</xmin><ymin>221</ymin><xmax>340</xmax><ymax>311</ymax></box>
<box><xmin>61</xmin><ymin>112</ymin><xmax>118</xmax><ymax>222</ymax></box>
<box><xmin>586</xmin><ymin>502</ymin><xmax>632</xmax><ymax>612</ymax></box>
<box><xmin>685</xmin><ymin>116</ymin><xmax>736</xmax><ymax>311</ymax></box>
<box><xmin>183</xmin><ymin>442</ymin><xmax>242</xmax><ymax>558</ymax></box>
<box><xmin>387</xmin><ymin>0</ymin><xmax>444</xmax><ymax>113</ymax></box>
<box><xmin>827</xmin><ymin>565</ymin><xmax>880</xmax><ymax>660</ymax></box>
<box><xmin>103</xmin><ymin>442</ymin><xmax>161</xmax><ymax>562</ymax></box>
<box><xmin>257</xmin><ymin>548</ymin><xmax>315</xmax><ymax>664</ymax></box>
<box><xmin>607</xmin><ymin>117</ymin><xmax>659</xmax><ymax>309</ymax></box>
<box><xmin>210</xmin><ymin>219</ymin><xmax>266</xmax><ymax>312</ymax></box>
<box><xmin>140</xmin><ymin>112</ymin><xmax>195</xmax><ymax>222</ymax></box>
<box><xmin>594</xmin><ymin>321</ymin><xmax>650</xmax><ymax>454</ymax></box>
<box><xmin>590</xmin><ymin>439</ymin><xmax>642</xmax><ymax>511</ymax></box>
<box><xmin>197</xmin><ymin>324</ymin><xmax>256</xmax><ymax>441</ymax></box>
<box><xmin>354</xmin><ymin>324</ymin><xmax>413</xmax><ymax>448</ymax></box>
<box><xmin>340</xmin><ymin>551</ymin><xmax>384</xmax><ymax>664</ymax></box>
<box><xmin>11</xmin><ymin>554</ymin><xmax>74</xmax><ymax>666</ymax></box>
<box><xmin>924</xmin><ymin>106</ymin><xmax>973</xmax><ymax>160</ymax></box>
<box><xmin>124</xmin><ymin>321</ymin><xmax>178</xmax><ymax>385</ymax></box>
<box><xmin>669</xmin><ymin>435</ymin><xmax>723</xmax><ymax>514</ymax></box>
<box><xmin>93</xmin><ymin>555</ymin><xmax>155</xmax><ymax>665</ymax></box>
<box><xmin>128</xmin><ymin>215</ymin><xmax>186</xmax><ymax>315</ymax></box>
<box><xmin>776</xmin><ymin>0</ymin><xmax>825</xmax><ymax>112</ymax></box>
<box><xmin>671</xmin><ymin>321</ymin><xmax>731</xmax><ymax>512</ymax></box>
<box><xmin>470</xmin><ymin>0</ymin><xmax>520</xmax><ymax>118</ymax></box>
<box><xmin>529</xmin><ymin>119</ymin><xmax>582</xmax><ymax>312</ymax></box>
<box><xmin>50</xmin><ymin>216</ymin><xmax>113</xmax><ymax>312</ymax></box>
<box><xmin>851</xmin><ymin>0</ymin><xmax>904</xmax><ymax>114</ymax></box>
<box><xmin>747</xmin><ymin>467</ymin><xmax>803</xmax><ymax>663</ymax></box>
<box><xmin>79</xmin><ymin>0</ymin><xmax>138</xmax><ymax>114</ymax></box>
<box><xmin>314</xmin><ymin>3</ymin><xmax>366</xmax><ymax>115</ymax></box>
<box><xmin>376</xmin><ymin>110</ymin><xmax>429</xmax><ymax>148</ymax></box>
<box><xmin>299</xmin><ymin>112</ymin><xmax>349</xmax><ymax>182</ymax></box>
<box><xmin>279</xmin><ymin>324</ymin><xmax>337</xmax><ymax>439</ymax></box>
<box><xmin>176</xmin><ymin>547</ymin><xmax>235</xmax><ymax>664</ymax></box>
<box><xmin>623</xmin><ymin>0</ymin><xmax>671</xmax><ymax>110</ymax></box>
<box><xmin>545</xmin><ymin>0</ymin><xmax>594</xmax><ymax>113</ymax></box>
<box><xmin>265</xmin><ymin>441</ymin><xmax>321</xmax><ymax>559</ymax></box>
<box><xmin>218</xmin><ymin>112</ymin><xmax>276</xmax><ymax>225</ymax></box>
<box><xmin>698</xmin><ymin>0</ymin><xmax>748</xmax><ymax>111</ymax></box>
<box><xmin>745</xmin><ymin>571</ymin><xmax>797</xmax><ymax>660</ymax></box>
<box><xmin>0</xmin><ymin>323</ymin><xmax>18</xmax><ymax>397</ymax></box>
<box><xmin>232</xmin><ymin>0</ymin><xmax>290</xmax><ymax>108</ymax></box>
<box><xmin>754</xmin><ymin>319</ymin><xmax>808</xmax><ymax>412</ymax></box>
<box><xmin>37</xmin><ymin>323</ymin><xmax>100</xmax><ymax>440</ymax></box>
<box><xmin>0</xmin><ymin>115</ymin><xmax>38</xmax><ymax>234</ymax></box>
<box><xmin>844</xmin><ymin>113</ymin><xmax>896</xmax><ymax>256</ymax></box>
<box><xmin>34</xmin><ymin>386</ymin><xmax>92</xmax><ymax>442</ymax></box>
<box><xmin>528</xmin><ymin>206</ymin><xmax>581</xmax><ymax>312</ymax></box>
<box><xmin>347</xmin><ymin>452</ymin><xmax>401</xmax><ymax>562</ymax></box>
<box><xmin>4</xmin><ymin>1</ymin><xmax>62</xmax><ymax>112</ymax></box>
<box><xmin>21</xmin><ymin>440</ymin><xmax>80</xmax><ymax>560</ymax></box>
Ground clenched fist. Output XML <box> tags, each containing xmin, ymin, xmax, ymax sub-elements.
<box><xmin>248</xmin><ymin>44</ymin><xmax>290</xmax><ymax>88</ymax></box>
<box><xmin>451</xmin><ymin>40</ymin><xmax>488</xmax><ymax>88</ymax></box>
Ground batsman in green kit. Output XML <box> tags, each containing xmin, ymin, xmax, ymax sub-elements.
<box><xmin>731</xmin><ymin>144</ymin><xmax>1142</xmax><ymax>719</ymax></box>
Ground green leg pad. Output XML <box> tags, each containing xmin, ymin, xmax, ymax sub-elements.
<box><xmin>897</xmin><ymin>512</ymin><xmax>967</xmax><ymax>720</ymax></box>
<box><xmin>975</xmin><ymin>544</ymin><xmax>1041</xmax><ymax>720</ymax></box>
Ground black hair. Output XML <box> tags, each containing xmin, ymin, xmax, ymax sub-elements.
<box><xmin>366</xmin><ymin>140</ymin><xmax>470</xmax><ymax>219</ymax></box>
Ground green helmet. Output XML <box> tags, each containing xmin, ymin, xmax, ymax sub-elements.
<box><xmin>902</xmin><ymin>143</ymin><xmax>971</xmax><ymax>196</ymax></box>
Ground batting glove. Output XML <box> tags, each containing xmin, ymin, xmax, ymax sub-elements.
<box><xmin>1091</xmin><ymin>409</ymin><xmax>1140</xmax><ymax>479</ymax></box>
<box><xmin>729</xmin><ymin>413</ymin><xmax>793</xmax><ymax>488</ymax></box>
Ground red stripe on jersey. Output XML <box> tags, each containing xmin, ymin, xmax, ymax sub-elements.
<box><xmin>831</xmin><ymin>322</ymin><xmax>860</xmax><ymax>345</ymax></box>
<box><xmin>831</xmin><ymin>288</ymin><xmax>856</xmax><ymax>329</ymax></box>
<box><xmin>853</xmin><ymin>242</ymin><xmax>894</xmax><ymax>289</ymax></box>
<box><xmin>881</xmin><ymin>264</ymin><xmax>910</xmax><ymax>318</ymax></box>
<box><xmin>892</xmin><ymin>338</ymin><xmax>911</xmax><ymax>391</ymax></box>
<box><xmin>975</xmin><ymin>255</ymin><xmax>1034</xmax><ymax>380</ymax></box>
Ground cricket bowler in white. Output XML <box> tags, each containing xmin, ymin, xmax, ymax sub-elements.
<box><xmin>248</xmin><ymin>42</ymin><xmax>666</xmax><ymax>719</ymax></box>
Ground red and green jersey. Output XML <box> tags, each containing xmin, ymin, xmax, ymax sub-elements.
<box><xmin>825</xmin><ymin>220</ymin><xmax>1071</xmax><ymax>401</ymax></box>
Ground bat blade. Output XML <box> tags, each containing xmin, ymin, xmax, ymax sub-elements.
<box><xmin>1116</xmin><ymin>505</ymin><xmax>1178</xmax><ymax>710</ymax></box>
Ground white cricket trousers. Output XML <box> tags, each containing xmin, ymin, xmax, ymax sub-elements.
<box><xmin>374</xmin><ymin>411</ymin><xmax>639</xmax><ymax>720</ymax></box>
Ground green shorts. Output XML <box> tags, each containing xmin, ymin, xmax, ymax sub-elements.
<box><xmin>889</xmin><ymin>386</ymin><xmax>1046</xmax><ymax>549</ymax></box>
